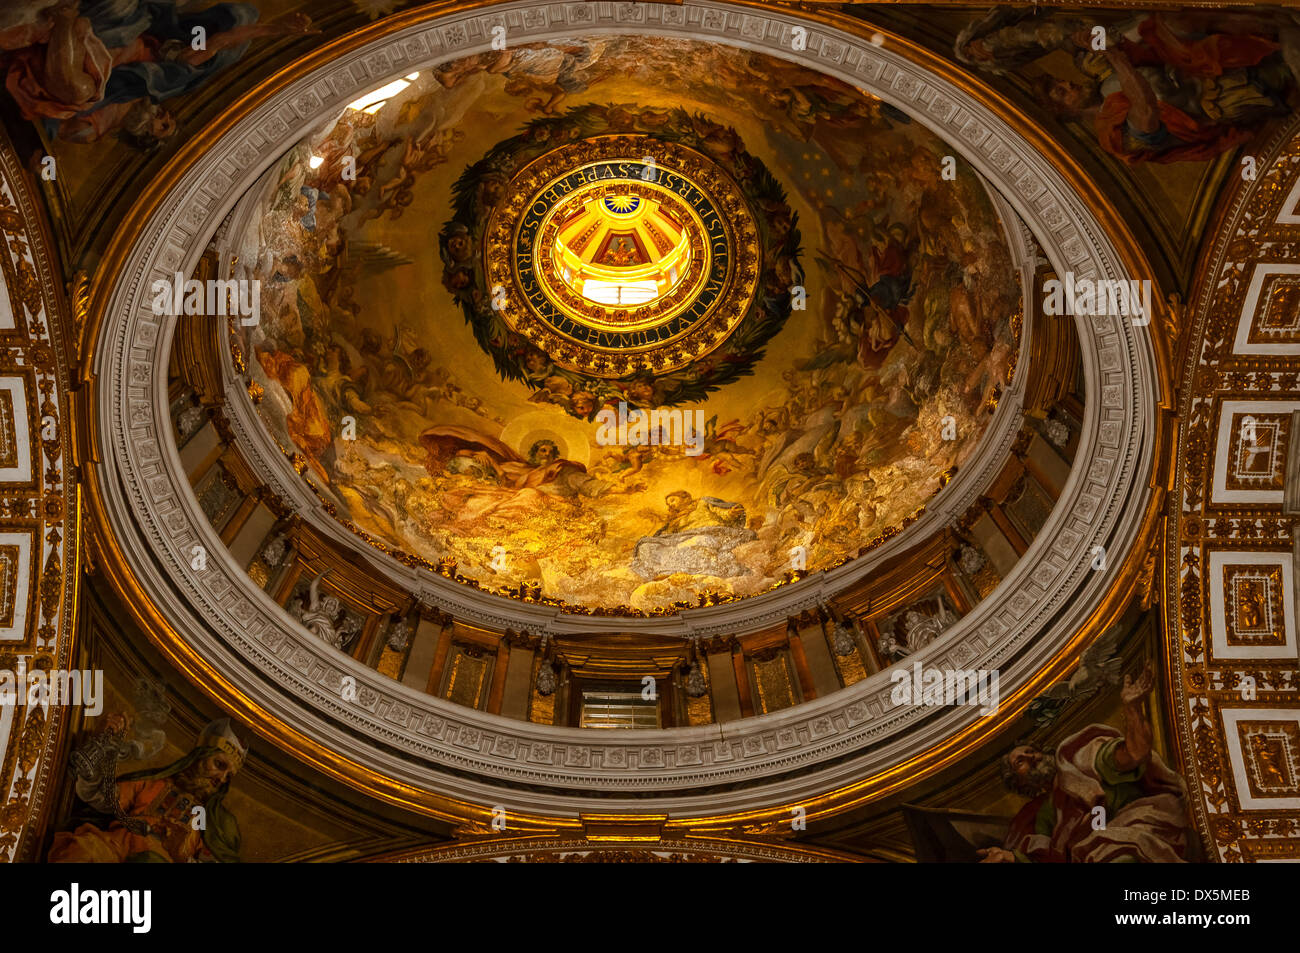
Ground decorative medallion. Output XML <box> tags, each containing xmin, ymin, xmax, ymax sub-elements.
<box><xmin>440</xmin><ymin>105</ymin><xmax>800</xmax><ymax>416</ymax></box>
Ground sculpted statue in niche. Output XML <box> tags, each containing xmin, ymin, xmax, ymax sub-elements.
<box><xmin>293</xmin><ymin>572</ymin><xmax>358</xmax><ymax>652</ymax></box>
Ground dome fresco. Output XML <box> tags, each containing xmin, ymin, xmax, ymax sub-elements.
<box><xmin>232</xmin><ymin>36</ymin><xmax>1020</xmax><ymax>613</ymax></box>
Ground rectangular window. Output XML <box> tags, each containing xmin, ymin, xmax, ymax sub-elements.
<box><xmin>579</xmin><ymin>690</ymin><xmax>660</xmax><ymax>729</ymax></box>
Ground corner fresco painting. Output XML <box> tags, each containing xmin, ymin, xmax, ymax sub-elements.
<box><xmin>903</xmin><ymin>658</ymin><xmax>1199</xmax><ymax>864</ymax></box>
<box><xmin>955</xmin><ymin>8</ymin><xmax>1300</xmax><ymax>165</ymax></box>
<box><xmin>48</xmin><ymin>680</ymin><xmax>244</xmax><ymax>863</ymax></box>
<box><xmin>0</xmin><ymin>1</ymin><xmax>316</xmax><ymax>149</ymax></box>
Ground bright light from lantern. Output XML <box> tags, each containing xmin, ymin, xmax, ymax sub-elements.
<box><xmin>346</xmin><ymin>77</ymin><xmax>413</xmax><ymax>113</ymax></box>
<box><xmin>582</xmin><ymin>280</ymin><xmax>660</xmax><ymax>306</ymax></box>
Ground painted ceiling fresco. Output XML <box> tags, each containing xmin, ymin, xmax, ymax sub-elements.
<box><xmin>859</xmin><ymin>5</ymin><xmax>1300</xmax><ymax>285</ymax></box>
<box><xmin>953</xmin><ymin>8</ymin><xmax>1300</xmax><ymax>166</ymax></box>
<box><xmin>232</xmin><ymin>36</ymin><xmax>1021</xmax><ymax>613</ymax></box>
<box><xmin>12</xmin><ymin>0</ymin><xmax>1292</xmax><ymax>871</ymax></box>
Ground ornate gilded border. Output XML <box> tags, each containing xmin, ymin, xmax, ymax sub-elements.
<box><xmin>375</xmin><ymin>834</ymin><xmax>861</xmax><ymax>863</ymax></box>
<box><xmin>1168</xmin><ymin>115</ymin><xmax>1300</xmax><ymax>862</ymax></box>
<box><xmin>0</xmin><ymin>129</ymin><xmax>79</xmax><ymax>861</ymax></box>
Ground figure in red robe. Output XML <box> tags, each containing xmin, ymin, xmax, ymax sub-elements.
<box><xmin>420</xmin><ymin>425</ymin><xmax>606</xmax><ymax>523</ymax></box>
<box><xmin>979</xmin><ymin>662</ymin><xmax>1193</xmax><ymax>863</ymax></box>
